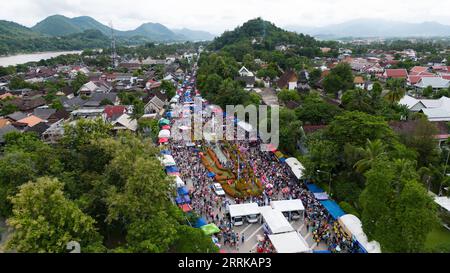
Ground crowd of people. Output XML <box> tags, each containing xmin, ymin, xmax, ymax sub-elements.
<box><xmin>164</xmin><ymin>69</ymin><xmax>360</xmax><ymax>253</ymax></box>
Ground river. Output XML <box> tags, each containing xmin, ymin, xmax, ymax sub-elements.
<box><xmin>0</xmin><ymin>50</ymin><xmax>83</xmax><ymax>67</ymax></box>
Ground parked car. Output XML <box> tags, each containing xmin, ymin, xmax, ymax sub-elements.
<box><xmin>213</xmin><ymin>183</ymin><xmax>225</xmax><ymax>196</ymax></box>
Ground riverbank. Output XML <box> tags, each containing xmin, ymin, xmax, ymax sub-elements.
<box><xmin>0</xmin><ymin>50</ymin><xmax>83</xmax><ymax>67</ymax></box>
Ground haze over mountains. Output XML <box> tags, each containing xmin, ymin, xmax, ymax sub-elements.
<box><xmin>31</xmin><ymin>15</ymin><xmax>216</xmax><ymax>41</ymax></box>
<box><xmin>285</xmin><ymin>18</ymin><xmax>450</xmax><ymax>38</ymax></box>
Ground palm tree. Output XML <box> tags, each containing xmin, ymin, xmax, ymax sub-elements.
<box><xmin>385</xmin><ymin>78</ymin><xmax>406</xmax><ymax>103</ymax></box>
<box><xmin>354</xmin><ymin>139</ymin><xmax>386</xmax><ymax>173</ymax></box>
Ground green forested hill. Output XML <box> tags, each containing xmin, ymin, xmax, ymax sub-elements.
<box><xmin>0</xmin><ymin>20</ymin><xmax>110</xmax><ymax>56</ymax></box>
<box><xmin>209</xmin><ymin>17</ymin><xmax>318</xmax><ymax>51</ymax></box>
<box><xmin>32</xmin><ymin>15</ymin><xmax>83</xmax><ymax>36</ymax></box>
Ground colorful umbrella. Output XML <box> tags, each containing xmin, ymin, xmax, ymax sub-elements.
<box><xmin>179</xmin><ymin>204</ymin><xmax>192</xmax><ymax>212</ymax></box>
<box><xmin>200</xmin><ymin>224</ymin><xmax>221</xmax><ymax>235</ymax></box>
<box><xmin>158</xmin><ymin>138</ymin><xmax>169</xmax><ymax>143</ymax></box>
<box><xmin>159</xmin><ymin>119</ymin><xmax>170</xmax><ymax>126</ymax></box>
<box><xmin>158</xmin><ymin>129</ymin><xmax>171</xmax><ymax>138</ymax></box>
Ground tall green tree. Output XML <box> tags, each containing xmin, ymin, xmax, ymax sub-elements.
<box><xmin>360</xmin><ymin>158</ymin><xmax>438</xmax><ymax>252</ymax></box>
<box><xmin>6</xmin><ymin>177</ymin><xmax>105</xmax><ymax>253</ymax></box>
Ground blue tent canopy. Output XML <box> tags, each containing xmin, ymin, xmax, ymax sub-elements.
<box><xmin>313</xmin><ymin>250</ymin><xmax>332</xmax><ymax>253</ymax></box>
<box><xmin>177</xmin><ymin>186</ymin><xmax>189</xmax><ymax>196</ymax></box>
<box><xmin>166</xmin><ymin>166</ymin><xmax>179</xmax><ymax>173</ymax></box>
<box><xmin>306</xmin><ymin>183</ymin><xmax>325</xmax><ymax>193</ymax></box>
<box><xmin>183</xmin><ymin>195</ymin><xmax>191</xmax><ymax>204</ymax></box>
<box><xmin>207</xmin><ymin>172</ymin><xmax>216</xmax><ymax>178</ymax></box>
<box><xmin>165</xmin><ymin>112</ymin><xmax>173</xmax><ymax>118</ymax></box>
<box><xmin>175</xmin><ymin>196</ymin><xmax>184</xmax><ymax>205</ymax></box>
<box><xmin>160</xmin><ymin>150</ymin><xmax>171</xmax><ymax>155</ymax></box>
<box><xmin>194</xmin><ymin>217</ymin><xmax>207</xmax><ymax>228</ymax></box>
<box><xmin>319</xmin><ymin>200</ymin><xmax>345</xmax><ymax>220</ymax></box>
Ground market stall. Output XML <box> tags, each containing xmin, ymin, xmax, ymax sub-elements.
<box><xmin>285</xmin><ymin>157</ymin><xmax>305</xmax><ymax>180</ymax></box>
<box><xmin>338</xmin><ymin>214</ymin><xmax>382</xmax><ymax>253</ymax></box>
<box><xmin>261</xmin><ymin>209</ymin><xmax>295</xmax><ymax>234</ymax></box>
<box><xmin>268</xmin><ymin>231</ymin><xmax>312</xmax><ymax>253</ymax></box>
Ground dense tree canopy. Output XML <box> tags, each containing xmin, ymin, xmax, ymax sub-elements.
<box><xmin>0</xmin><ymin>120</ymin><xmax>217</xmax><ymax>253</ymax></box>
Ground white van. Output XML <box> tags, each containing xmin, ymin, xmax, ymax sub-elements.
<box><xmin>232</xmin><ymin>216</ymin><xmax>244</xmax><ymax>226</ymax></box>
<box><xmin>246</xmin><ymin>214</ymin><xmax>259</xmax><ymax>224</ymax></box>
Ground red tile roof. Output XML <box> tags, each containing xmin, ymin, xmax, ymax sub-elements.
<box><xmin>385</xmin><ymin>69</ymin><xmax>408</xmax><ymax>79</ymax></box>
<box><xmin>409</xmin><ymin>66</ymin><xmax>429</xmax><ymax>75</ymax></box>
<box><xmin>104</xmin><ymin>105</ymin><xmax>126</xmax><ymax>120</ymax></box>
<box><xmin>408</xmin><ymin>74</ymin><xmax>436</xmax><ymax>85</ymax></box>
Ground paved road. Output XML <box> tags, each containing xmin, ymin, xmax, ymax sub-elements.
<box><xmin>221</xmin><ymin>217</ymin><xmax>328</xmax><ymax>253</ymax></box>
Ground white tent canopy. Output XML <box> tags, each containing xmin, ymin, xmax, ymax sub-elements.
<box><xmin>162</xmin><ymin>154</ymin><xmax>176</xmax><ymax>166</ymax></box>
<box><xmin>175</xmin><ymin>176</ymin><xmax>185</xmax><ymax>187</ymax></box>
<box><xmin>270</xmin><ymin>199</ymin><xmax>305</xmax><ymax>212</ymax></box>
<box><xmin>435</xmin><ymin>196</ymin><xmax>450</xmax><ymax>212</ymax></box>
<box><xmin>268</xmin><ymin>232</ymin><xmax>312</xmax><ymax>253</ymax></box>
<box><xmin>228</xmin><ymin>203</ymin><xmax>260</xmax><ymax>218</ymax></box>
<box><xmin>261</xmin><ymin>209</ymin><xmax>294</xmax><ymax>234</ymax></box>
<box><xmin>158</xmin><ymin>129</ymin><xmax>171</xmax><ymax>138</ymax></box>
<box><xmin>285</xmin><ymin>157</ymin><xmax>305</xmax><ymax>180</ymax></box>
<box><xmin>338</xmin><ymin>214</ymin><xmax>382</xmax><ymax>253</ymax></box>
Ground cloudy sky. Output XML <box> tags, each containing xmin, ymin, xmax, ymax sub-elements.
<box><xmin>2</xmin><ymin>0</ymin><xmax>450</xmax><ymax>34</ymax></box>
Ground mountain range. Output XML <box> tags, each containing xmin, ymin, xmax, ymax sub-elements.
<box><xmin>31</xmin><ymin>15</ymin><xmax>215</xmax><ymax>41</ymax></box>
<box><xmin>285</xmin><ymin>18</ymin><xmax>450</xmax><ymax>38</ymax></box>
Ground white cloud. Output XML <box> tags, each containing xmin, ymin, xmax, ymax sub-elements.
<box><xmin>2</xmin><ymin>0</ymin><xmax>450</xmax><ymax>34</ymax></box>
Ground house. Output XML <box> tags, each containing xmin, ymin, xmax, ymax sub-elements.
<box><xmin>364</xmin><ymin>63</ymin><xmax>384</xmax><ymax>75</ymax></box>
<box><xmin>9</xmin><ymin>95</ymin><xmax>46</xmax><ymax>112</ymax></box>
<box><xmin>235</xmin><ymin>76</ymin><xmax>256</xmax><ymax>89</ymax></box>
<box><xmin>414</xmin><ymin>77</ymin><xmax>450</xmax><ymax>91</ymax></box>
<box><xmin>111</xmin><ymin>114</ymin><xmax>138</xmax><ymax>132</ymax></box>
<box><xmin>146</xmin><ymin>79</ymin><xmax>162</xmax><ymax>90</ymax></box>
<box><xmin>239</xmin><ymin>66</ymin><xmax>254</xmax><ymax>77</ymax></box>
<box><xmin>0</xmin><ymin>118</ymin><xmax>10</xmax><ymax>129</ymax></box>
<box><xmin>175</xmin><ymin>68</ymin><xmax>184</xmax><ymax>78</ymax></box>
<box><xmin>71</xmin><ymin>108</ymin><xmax>105</xmax><ymax>119</ymax></box>
<box><xmin>78</xmin><ymin>81</ymin><xmax>112</xmax><ymax>96</ymax></box>
<box><xmin>24</xmin><ymin>122</ymin><xmax>50</xmax><ymax>138</ymax></box>
<box><xmin>15</xmin><ymin>115</ymin><xmax>44</xmax><ymax>128</ymax></box>
<box><xmin>144</xmin><ymin>95</ymin><xmax>166</xmax><ymax>116</ymax></box>
<box><xmin>383</xmin><ymin>69</ymin><xmax>408</xmax><ymax>80</ymax></box>
<box><xmin>47</xmin><ymin>109</ymin><xmax>70</xmax><ymax>124</ymax></box>
<box><xmin>410</xmin><ymin>66</ymin><xmax>430</xmax><ymax>75</ymax></box>
<box><xmin>83</xmin><ymin>92</ymin><xmax>118</xmax><ymax>108</ymax></box>
<box><xmin>407</xmin><ymin>74</ymin><xmax>435</xmax><ymax>86</ymax></box>
<box><xmin>33</xmin><ymin>107</ymin><xmax>57</xmax><ymax>121</ymax></box>
<box><xmin>399</xmin><ymin>95</ymin><xmax>450</xmax><ymax>121</ymax></box>
<box><xmin>61</xmin><ymin>96</ymin><xmax>87</xmax><ymax>111</ymax></box>
<box><xmin>354</xmin><ymin>76</ymin><xmax>365</xmax><ymax>89</ymax></box>
<box><xmin>42</xmin><ymin>119</ymin><xmax>65</xmax><ymax>144</ymax></box>
<box><xmin>6</xmin><ymin>111</ymin><xmax>28</xmax><ymax>122</ymax></box>
<box><xmin>277</xmin><ymin>70</ymin><xmax>298</xmax><ymax>90</ymax></box>
<box><xmin>69</xmin><ymin>66</ymin><xmax>90</xmax><ymax>78</ymax></box>
<box><xmin>103</xmin><ymin>105</ymin><xmax>127</xmax><ymax>121</ymax></box>
<box><xmin>236</xmin><ymin>66</ymin><xmax>256</xmax><ymax>89</ymax></box>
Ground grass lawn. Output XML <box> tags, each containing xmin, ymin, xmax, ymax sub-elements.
<box><xmin>425</xmin><ymin>225</ymin><xmax>450</xmax><ymax>249</ymax></box>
